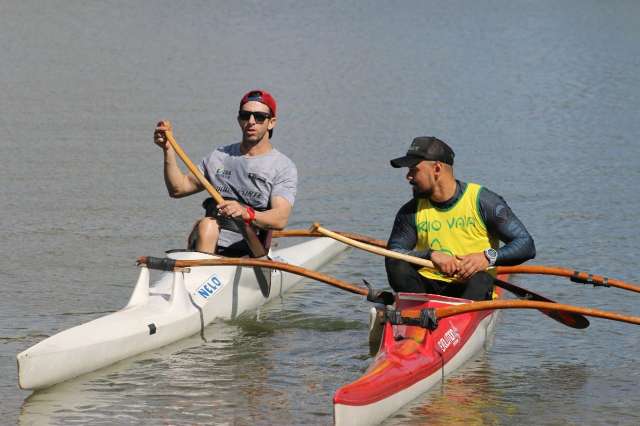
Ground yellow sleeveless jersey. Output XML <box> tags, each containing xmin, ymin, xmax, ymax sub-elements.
<box><xmin>415</xmin><ymin>182</ymin><xmax>497</xmax><ymax>283</ymax></box>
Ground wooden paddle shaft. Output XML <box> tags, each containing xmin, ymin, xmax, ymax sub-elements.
<box><xmin>312</xmin><ymin>223</ymin><xmax>438</xmax><ymax>270</ymax></box>
<box><xmin>160</xmin><ymin>122</ymin><xmax>224</xmax><ymax>205</ymax></box>
<box><xmin>273</xmin><ymin>229</ymin><xmax>386</xmax><ymax>247</ymax></box>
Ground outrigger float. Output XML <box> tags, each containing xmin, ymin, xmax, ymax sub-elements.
<box><xmin>17</xmin><ymin>237</ymin><xmax>347</xmax><ymax>390</ymax></box>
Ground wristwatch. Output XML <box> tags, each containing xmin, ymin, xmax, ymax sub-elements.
<box><xmin>484</xmin><ymin>248</ymin><xmax>498</xmax><ymax>267</ymax></box>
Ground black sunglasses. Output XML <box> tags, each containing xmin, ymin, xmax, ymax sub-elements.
<box><xmin>238</xmin><ymin>110</ymin><xmax>271</xmax><ymax>123</ymax></box>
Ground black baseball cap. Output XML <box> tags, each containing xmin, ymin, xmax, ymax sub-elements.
<box><xmin>390</xmin><ymin>136</ymin><xmax>455</xmax><ymax>168</ymax></box>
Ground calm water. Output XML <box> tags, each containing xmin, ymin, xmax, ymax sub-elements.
<box><xmin>2</xmin><ymin>1</ymin><xmax>640</xmax><ymax>424</ymax></box>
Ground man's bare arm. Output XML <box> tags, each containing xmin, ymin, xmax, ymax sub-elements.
<box><xmin>154</xmin><ymin>123</ymin><xmax>204</xmax><ymax>198</ymax></box>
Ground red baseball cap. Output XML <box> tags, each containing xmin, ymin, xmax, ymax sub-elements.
<box><xmin>239</xmin><ymin>90</ymin><xmax>277</xmax><ymax>116</ymax></box>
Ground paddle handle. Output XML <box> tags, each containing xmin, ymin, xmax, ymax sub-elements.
<box><xmin>159</xmin><ymin>121</ymin><xmax>224</xmax><ymax>205</ymax></box>
<box><xmin>272</xmin><ymin>229</ymin><xmax>387</xmax><ymax>247</ymax></box>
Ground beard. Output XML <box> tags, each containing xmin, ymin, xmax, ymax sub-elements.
<box><xmin>412</xmin><ymin>184</ymin><xmax>433</xmax><ymax>199</ymax></box>
<box><xmin>242</xmin><ymin>134</ymin><xmax>261</xmax><ymax>145</ymax></box>
<box><xmin>242</xmin><ymin>127</ymin><xmax>268</xmax><ymax>145</ymax></box>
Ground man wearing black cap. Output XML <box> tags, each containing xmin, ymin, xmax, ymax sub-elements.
<box><xmin>387</xmin><ymin>137</ymin><xmax>535</xmax><ymax>300</ymax></box>
<box><xmin>154</xmin><ymin>90</ymin><xmax>297</xmax><ymax>255</ymax></box>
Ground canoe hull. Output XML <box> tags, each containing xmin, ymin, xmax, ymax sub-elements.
<box><xmin>18</xmin><ymin>237</ymin><xmax>347</xmax><ymax>390</ymax></box>
<box><xmin>334</xmin><ymin>287</ymin><xmax>503</xmax><ymax>426</ymax></box>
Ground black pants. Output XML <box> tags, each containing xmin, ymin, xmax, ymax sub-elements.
<box><xmin>385</xmin><ymin>257</ymin><xmax>495</xmax><ymax>301</ymax></box>
<box><xmin>198</xmin><ymin>197</ymin><xmax>272</xmax><ymax>257</ymax></box>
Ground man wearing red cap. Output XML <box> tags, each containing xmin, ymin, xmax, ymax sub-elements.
<box><xmin>154</xmin><ymin>90</ymin><xmax>297</xmax><ymax>255</ymax></box>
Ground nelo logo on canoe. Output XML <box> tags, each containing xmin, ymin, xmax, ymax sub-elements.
<box><xmin>436</xmin><ymin>325</ymin><xmax>461</xmax><ymax>353</ymax></box>
<box><xmin>196</xmin><ymin>274</ymin><xmax>224</xmax><ymax>300</ymax></box>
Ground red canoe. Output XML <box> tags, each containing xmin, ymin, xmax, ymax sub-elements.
<box><xmin>333</xmin><ymin>285</ymin><xmax>504</xmax><ymax>425</ymax></box>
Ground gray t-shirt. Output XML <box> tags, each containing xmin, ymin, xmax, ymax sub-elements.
<box><xmin>198</xmin><ymin>142</ymin><xmax>297</xmax><ymax>247</ymax></box>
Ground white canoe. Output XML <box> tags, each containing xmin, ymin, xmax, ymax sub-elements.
<box><xmin>18</xmin><ymin>237</ymin><xmax>347</xmax><ymax>390</ymax></box>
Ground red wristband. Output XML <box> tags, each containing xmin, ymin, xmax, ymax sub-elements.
<box><xmin>244</xmin><ymin>207</ymin><xmax>256</xmax><ymax>225</ymax></box>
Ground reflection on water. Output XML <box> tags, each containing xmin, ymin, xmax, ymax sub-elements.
<box><xmin>19</xmin><ymin>319</ymin><xmax>280</xmax><ymax>425</ymax></box>
<box><xmin>385</xmin><ymin>349</ymin><xmax>640</xmax><ymax>426</ymax></box>
<box><xmin>384</xmin><ymin>359</ymin><xmax>591</xmax><ymax>426</ymax></box>
<box><xmin>384</xmin><ymin>356</ymin><xmax>501</xmax><ymax>426</ymax></box>
<box><xmin>492</xmin><ymin>363</ymin><xmax>589</xmax><ymax>425</ymax></box>
<box><xmin>20</xmin><ymin>327</ymin><xmax>217</xmax><ymax>425</ymax></box>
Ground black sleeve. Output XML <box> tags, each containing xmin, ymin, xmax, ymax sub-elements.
<box><xmin>478</xmin><ymin>187</ymin><xmax>536</xmax><ymax>265</ymax></box>
<box><xmin>386</xmin><ymin>199</ymin><xmax>432</xmax><ymax>259</ymax></box>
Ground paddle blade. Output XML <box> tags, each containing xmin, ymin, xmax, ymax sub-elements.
<box><xmin>540</xmin><ymin>308</ymin><xmax>589</xmax><ymax>329</ymax></box>
<box><xmin>494</xmin><ymin>278</ymin><xmax>590</xmax><ymax>329</ymax></box>
<box><xmin>254</xmin><ymin>265</ymin><xmax>272</xmax><ymax>298</ymax></box>
<box><xmin>236</xmin><ymin>219</ymin><xmax>268</xmax><ymax>258</ymax></box>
